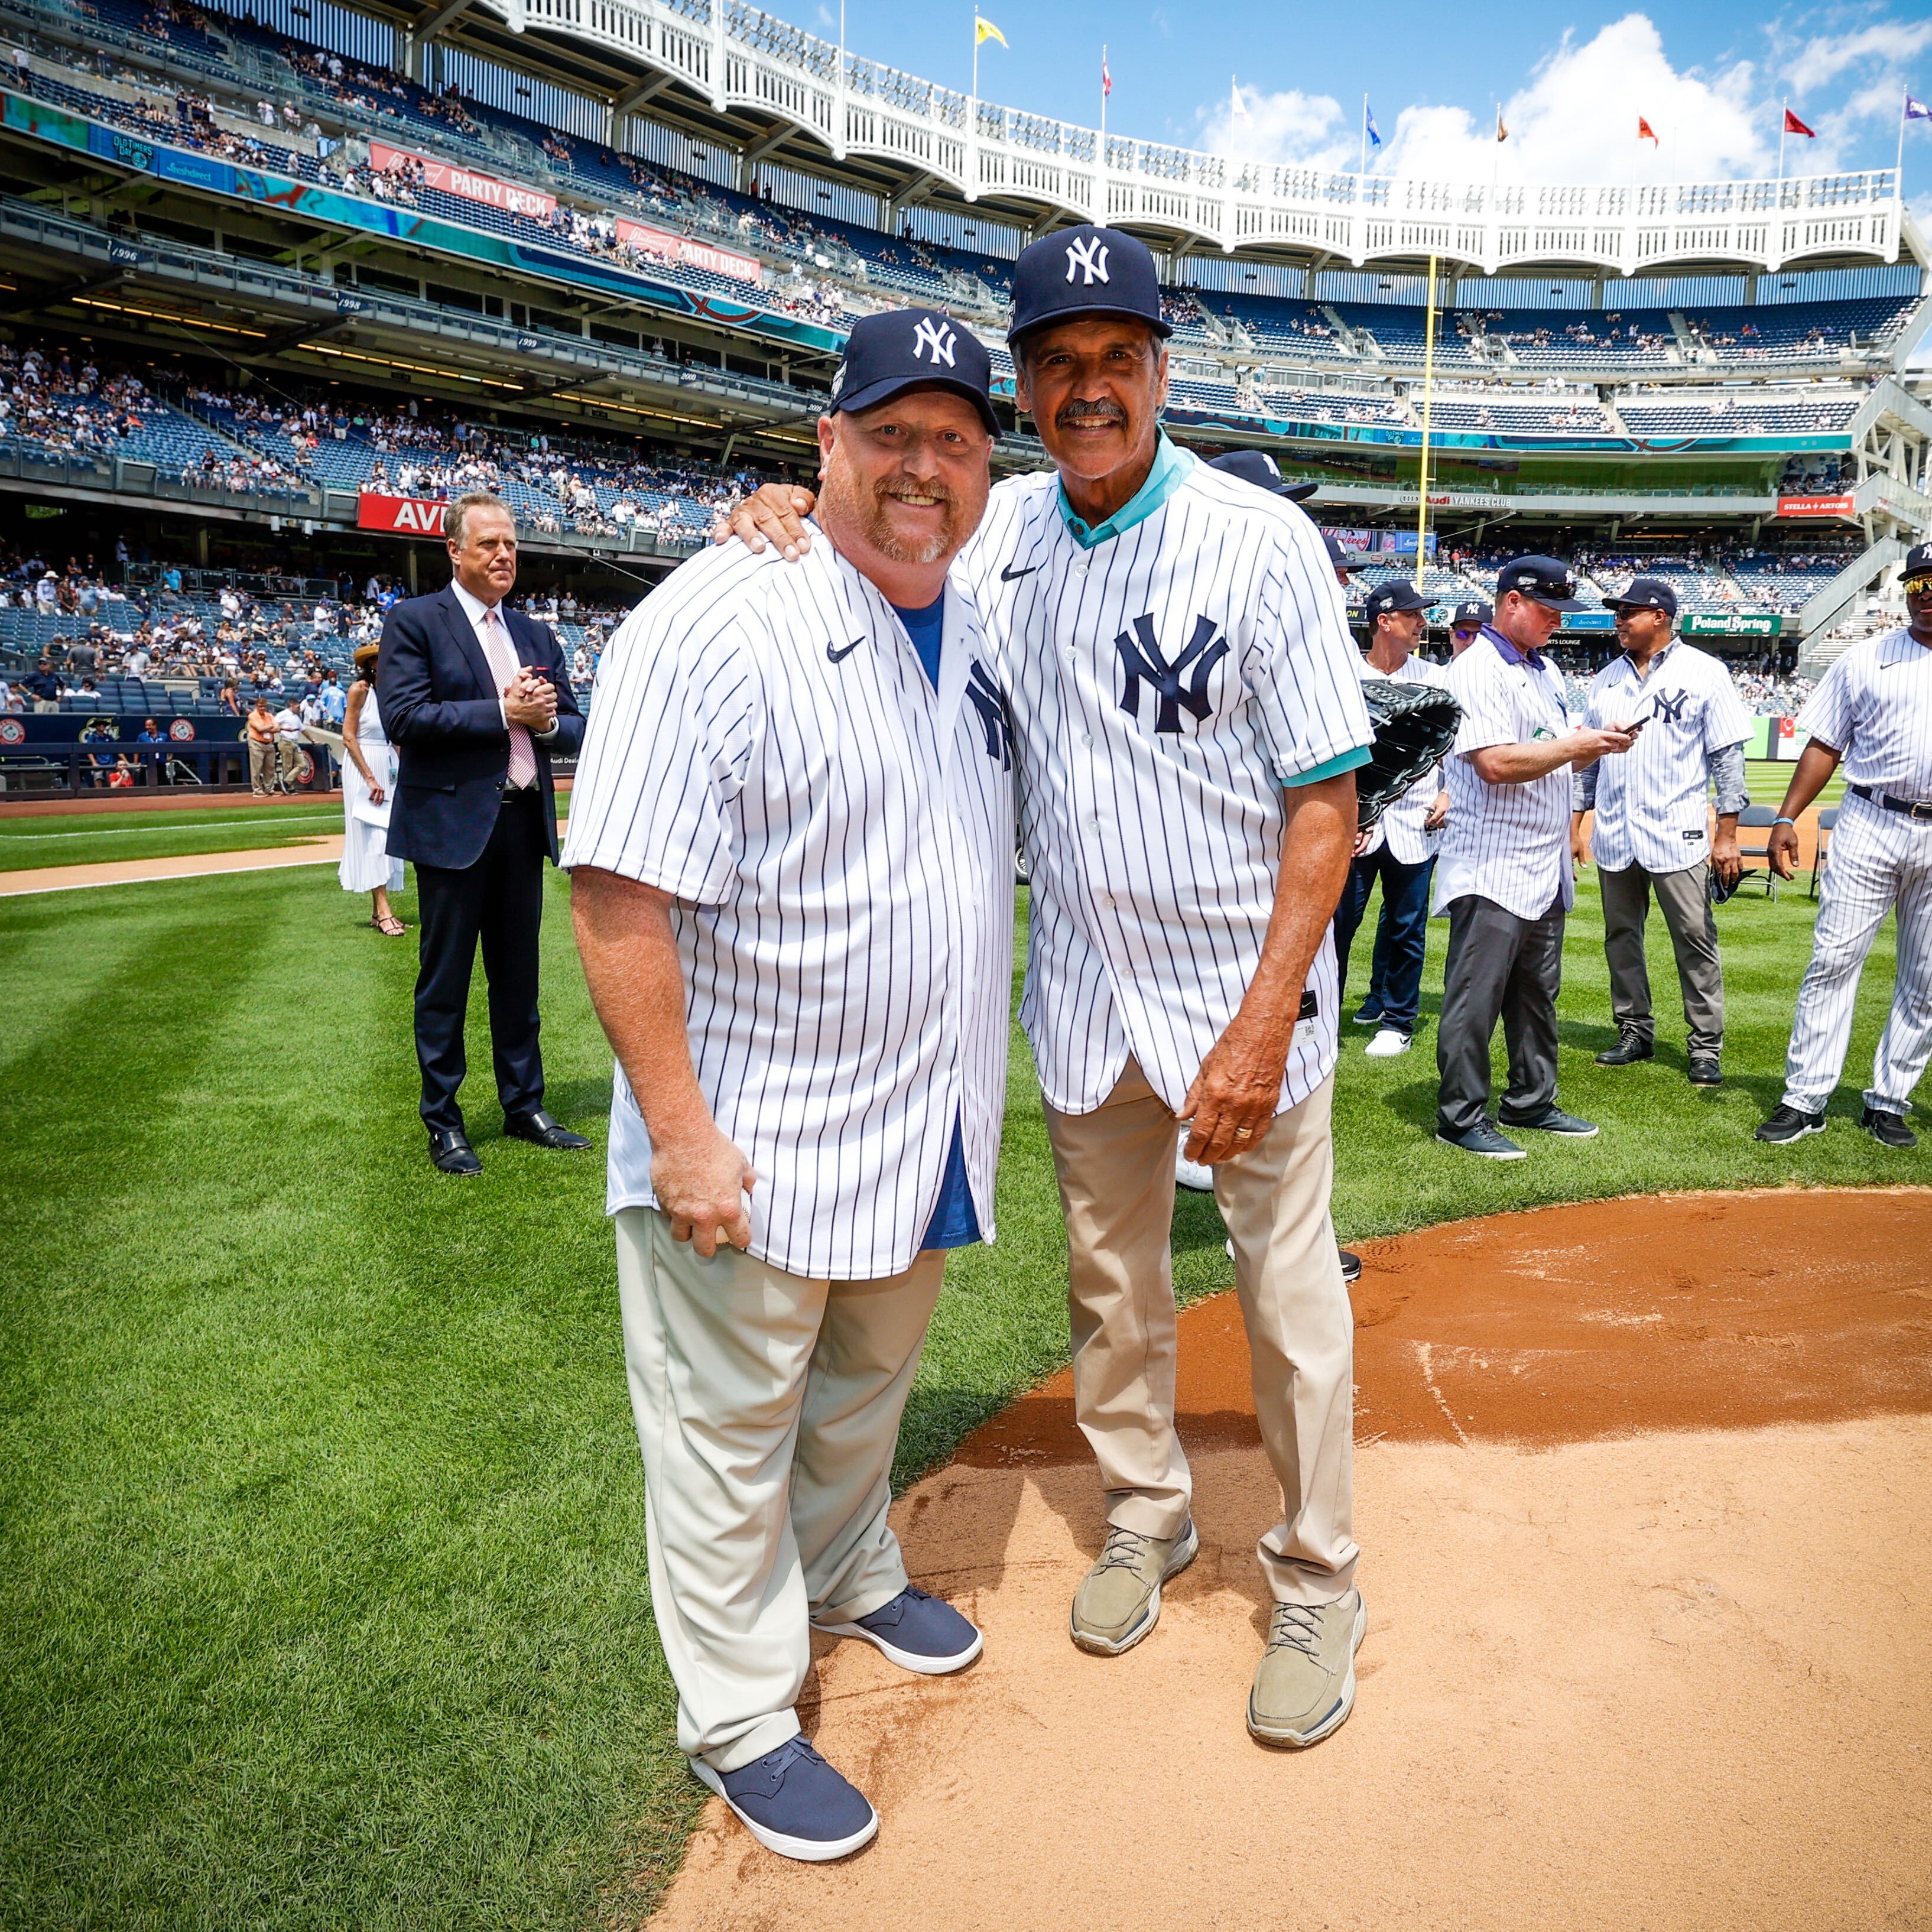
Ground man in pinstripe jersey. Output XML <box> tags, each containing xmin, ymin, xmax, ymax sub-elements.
<box><xmin>729</xmin><ymin>227</ymin><xmax>1378</xmax><ymax>1750</ymax></box>
<box><xmin>566</xmin><ymin>312</ymin><xmax>1015</xmax><ymax>1863</ymax></box>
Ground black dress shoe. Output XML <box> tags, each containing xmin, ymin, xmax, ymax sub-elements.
<box><xmin>1339</xmin><ymin>1248</ymin><xmax>1362</xmax><ymax>1284</ymax></box>
<box><xmin>504</xmin><ymin>1109</ymin><xmax>592</xmax><ymax>1151</ymax></box>
<box><xmin>429</xmin><ymin>1128</ymin><xmax>482</xmax><ymax>1176</ymax></box>
<box><xmin>1687</xmin><ymin>1054</ymin><xmax>1723</xmax><ymax>1087</ymax></box>
<box><xmin>1595</xmin><ymin>1030</ymin><xmax>1654</xmax><ymax>1067</ymax></box>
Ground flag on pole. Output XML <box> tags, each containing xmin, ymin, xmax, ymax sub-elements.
<box><xmin>1495</xmin><ymin>105</ymin><xmax>1509</xmax><ymax>142</ymax></box>
<box><xmin>1102</xmin><ymin>50</ymin><xmax>1111</xmax><ymax>98</ymax></box>
<box><xmin>1907</xmin><ymin>93</ymin><xmax>1931</xmax><ymax>121</ymax></box>
<box><xmin>1231</xmin><ymin>76</ymin><xmax>1250</xmax><ymax>122</ymax></box>
<box><xmin>1365</xmin><ymin>103</ymin><xmax>1382</xmax><ymax>148</ymax></box>
<box><xmin>1783</xmin><ymin>107</ymin><xmax>1816</xmax><ymax>138</ymax></box>
<box><xmin>1638</xmin><ymin>115</ymin><xmax>1659</xmax><ymax>146</ymax></box>
<box><xmin>973</xmin><ymin>15</ymin><xmax>1006</xmax><ymax>47</ymax></box>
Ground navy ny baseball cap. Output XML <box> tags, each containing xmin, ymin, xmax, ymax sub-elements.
<box><xmin>1325</xmin><ymin>533</ymin><xmax>1370</xmax><ymax>573</ymax></box>
<box><xmin>830</xmin><ymin>307</ymin><xmax>1001</xmax><ymax>437</ymax></box>
<box><xmin>1209</xmin><ymin>449</ymin><xmax>1320</xmax><ymax>502</ymax></box>
<box><xmin>1008</xmin><ymin>223</ymin><xmax>1171</xmax><ymax>349</ymax></box>
<box><xmin>1450</xmin><ymin>599</ymin><xmax>1492</xmax><ymax>628</ymax></box>
<box><xmin>1902</xmin><ymin>540</ymin><xmax>1932</xmax><ymax>582</ymax></box>
<box><xmin>1603</xmin><ymin>575</ymin><xmax>1678</xmax><ymax>618</ymax></box>
<box><xmin>1363</xmin><ymin>579</ymin><xmax>1429</xmax><ymax>622</ymax></box>
<box><xmin>1496</xmin><ymin>554</ymin><xmax>1588</xmax><ymax>613</ymax></box>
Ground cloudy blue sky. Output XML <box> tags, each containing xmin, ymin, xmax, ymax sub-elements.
<box><xmin>811</xmin><ymin>2</ymin><xmax>1932</xmax><ymax>197</ymax></box>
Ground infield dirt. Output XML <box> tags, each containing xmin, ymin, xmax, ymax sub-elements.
<box><xmin>647</xmin><ymin>1188</ymin><xmax>1932</xmax><ymax>1932</ymax></box>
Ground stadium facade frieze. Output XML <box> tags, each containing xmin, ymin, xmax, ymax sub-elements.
<box><xmin>510</xmin><ymin>0</ymin><xmax>1909</xmax><ymax>275</ymax></box>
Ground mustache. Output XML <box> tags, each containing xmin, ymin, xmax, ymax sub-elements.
<box><xmin>875</xmin><ymin>478</ymin><xmax>956</xmax><ymax>508</ymax></box>
<box><xmin>1055</xmin><ymin>398</ymin><xmax>1129</xmax><ymax>428</ymax></box>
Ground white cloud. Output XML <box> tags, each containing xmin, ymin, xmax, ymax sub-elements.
<box><xmin>1784</xmin><ymin>18</ymin><xmax>1932</xmax><ymax>97</ymax></box>
<box><xmin>1200</xmin><ymin>14</ymin><xmax>1775</xmax><ymax>186</ymax></box>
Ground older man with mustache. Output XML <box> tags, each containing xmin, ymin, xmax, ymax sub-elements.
<box><xmin>566</xmin><ymin>310</ymin><xmax>1015</xmax><ymax>1861</ymax></box>
<box><xmin>728</xmin><ymin>229</ymin><xmax>1376</xmax><ymax>1751</ymax></box>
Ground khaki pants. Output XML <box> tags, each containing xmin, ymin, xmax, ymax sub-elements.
<box><xmin>1044</xmin><ymin>1061</ymin><xmax>1356</xmax><ymax>1607</ymax></box>
<box><xmin>248</xmin><ymin>740</ymin><xmax>275</xmax><ymax>793</ymax></box>
<box><xmin>614</xmin><ymin>1207</ymin><xmax>945</xmax><ymax>1772</ymax></box>
<box><xmin>277</xmin><ymin>739</ymin><xmax>301</xmax><ymax>787</ymax></box>
<box><xmin>1599</xmin><ymin>860</ymin><xmax>1724</xmax><ymax>1055</ymax></box>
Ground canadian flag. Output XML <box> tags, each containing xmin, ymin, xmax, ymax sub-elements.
<box><xmin>1637</xmin><ymin>115</ymin><xmax>1659</xmax><ymax>146</ymax></box>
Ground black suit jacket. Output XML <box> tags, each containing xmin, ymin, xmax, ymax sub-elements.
<box><xmin>376</xmin><ymin>586</ymin><xmax>585</xmax><ymax>870</ymax></box>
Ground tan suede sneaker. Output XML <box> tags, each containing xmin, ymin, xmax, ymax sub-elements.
<box><xmin>1247</xmin><ymin>1590</ymin><xmax>1366</xmax><ymax>1748</ymax></box>
<box><xmin>1069</xmin><ymin>1519</ymin><xmax>1199</xmax><ymax>1655</ymax></box>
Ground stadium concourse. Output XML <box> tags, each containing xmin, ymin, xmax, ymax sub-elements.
<box><xmin>2</xmin><ymin>0</ymin><xmax>1931</xmax><ymax>1925</ymax></box>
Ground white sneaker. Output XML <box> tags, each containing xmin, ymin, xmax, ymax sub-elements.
<box><xmin>1175</xmin><ymin>1128</ymin><xmax>1214</xmax><ymax>1193</ymax></box>
<box><xmin>1364</xmin><ymin>1028</ymin><xmax>1411</xmax><ymax>1058</ymax></box>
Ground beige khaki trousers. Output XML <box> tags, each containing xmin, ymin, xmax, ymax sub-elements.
<box><xmin>614</xmin><ymin>1207</ymin><xmax>944</xmax><ymax>1772</ymax></box>
<box><xmin>1044</xmin><ymin>1061</ymin><xmax>1358</xmax><ymax>1607</ymax></box>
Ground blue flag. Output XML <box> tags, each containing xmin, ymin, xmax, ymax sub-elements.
<box><xmin>1907</xmin><ymin>92</ymin><xmax>1931</xmax><ymax>121</ymax></box>
<box><xmin>1365</xmin><ymin>103</ymin><xmax>1383</xmax><ymax>147</ymax></box>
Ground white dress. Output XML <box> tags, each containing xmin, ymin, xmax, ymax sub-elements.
<box><xmin>339</xmin><ymin>688</ymin><xmax>405</xmax><ymax>894</ymax></box>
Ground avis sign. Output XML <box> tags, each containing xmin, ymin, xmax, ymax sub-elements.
<box><xmin>358</xmin><ymin>492</ymin><xmax>448</xmax><ymax>537</ymax></box>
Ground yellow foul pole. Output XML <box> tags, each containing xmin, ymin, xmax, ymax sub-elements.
<box><xmin>1414</xmin><ymin>252</ymin><xmax>1437</xmax><ymax>592</ymax></box>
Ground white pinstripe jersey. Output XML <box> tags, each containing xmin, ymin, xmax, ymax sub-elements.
<box><xmin>1799</xmin><ymin>628</ymin><xmax>1932</xmax><ymax>800</ymax></box>
<box><xmin>1434</xmin><ymin>629</ymin><xmax>1576</xmax><ymax>920</ymax></box>
<box><xmin>1356</xmin><ymin>651</ymin><xmax>1450</xmax><ymax>866</ymax></box>
<box><xmin>560</xmin><ymin>532</ymin><xmax>1017</xmax><ymax>1282</ymax></box>
<box><xmin>1580</xmin><ymin>641</ymin><xmax>1751</xmax><ymax>874</ymax></box>
<box><xmin>956</xmin><ymin>453</ymin><xmax>1373</xmax><ymax>1118</ymax></box>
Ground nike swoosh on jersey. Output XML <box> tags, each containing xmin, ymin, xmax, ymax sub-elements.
<box><xmin>999</xmin><ymin>562</ymin><xmax>1039</xmax><ymax>582</ymax></box>
<box><xmin>827</xmin><ymin>638</ymin><xmax>863</xmax><ymax>663</ymax></box>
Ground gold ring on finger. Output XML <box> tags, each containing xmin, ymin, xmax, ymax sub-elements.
<box><xmin>1233</xmin><ymin>1126</ymin><xmax>1252</xmax><ymax>1139</ymax></box>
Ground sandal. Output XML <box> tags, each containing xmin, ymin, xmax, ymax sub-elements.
<box><xmin>372</xmin><ymin>914</ymin><xmax>407</xmax><ymax>937</ymax></box>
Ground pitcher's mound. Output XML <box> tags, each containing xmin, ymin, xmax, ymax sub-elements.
<box><xmin>648</xmin><ymin>1189</ymin><xmax>1932</xmax><ymax>1932</ymax></box>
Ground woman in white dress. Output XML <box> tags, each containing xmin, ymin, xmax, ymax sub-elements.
<box><xmin>339</xmin><ymin>642</ymin><xmax>407</xmax><ymax>935</ymax></box>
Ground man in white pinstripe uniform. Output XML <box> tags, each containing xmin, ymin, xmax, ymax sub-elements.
<box><xmin>566</xmin><ymin>311</ymin><xmax>1014</xmax><ymax>1862</ymax></box>
<box><xmin>731</xmin><ymin>226</ymin><xmax>1376</xmax><ymax>1749</ymax></box>
<box><xmin>1756</xmin><ymin>541</ymin><xmax>1932</xmax><ymax>1150</ymax></box>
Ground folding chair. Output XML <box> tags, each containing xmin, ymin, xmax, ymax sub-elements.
<box><xmin>1808</xmin><ymin>806</ymin><xmax>1838</xmax><ymax>902</ymax></box>
<box><xmin>1736</xmin><ymin>804</ymin><xmax>1780</xmax><ymax>902</ymax></box>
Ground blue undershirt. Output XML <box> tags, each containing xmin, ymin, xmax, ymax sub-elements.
<box><xmin>890</xmin><ymin>589</ymin><xmax>982</xmax><ymax>1253</ymax></box>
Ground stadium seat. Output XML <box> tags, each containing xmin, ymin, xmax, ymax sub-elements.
<box><xmin>1736</xmin><ymin>805</ymin><xmax>1782</xmax><ymax>902</ymax></box>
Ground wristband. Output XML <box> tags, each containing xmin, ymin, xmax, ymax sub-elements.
<box><xmin>1773</xmin><ymin>817</ymin><xmax>1796</xmax><ymax>827</ymax></box>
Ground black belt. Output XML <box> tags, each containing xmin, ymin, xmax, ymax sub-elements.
<box><xmin>499</xmin><ymin>781</ymin><xmax>540</xmax><ymax>803</ymax></box>
<box><xmin>1848</xmin><ymin>784</ymin><xmax>1932</xmax><ymax>823</ymax></box>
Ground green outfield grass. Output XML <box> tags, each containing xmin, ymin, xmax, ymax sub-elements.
<box><xmin>0</xmin><ymin>865</ymin><xmax>1918</xmax><ymax>1930</ymax></box>
<box><xmin>0</xmin><ymin>803</ymin><xmax>346</xmax><ymax>872</ymax></box>
<box><xmin>1745</xmin><ymin>758</ymin><xmax>1847</xmax><ymax>810</ymax></box>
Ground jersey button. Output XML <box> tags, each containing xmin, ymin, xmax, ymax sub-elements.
<box><xmin>1081</xmin><ymin>732</ymin><xmax>1093</xmax><ymax>748</ymax></box>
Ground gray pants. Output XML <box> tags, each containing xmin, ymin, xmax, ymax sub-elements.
<box><xmin>1599</xmin><ymin>860</ymin><xmax>1723</xmax><ymax>1055</ymax></box>
<box><xmin>1437</xmin><ymin>892</ymin><xmax>1565</xmax><ymax>1137</ymax></box>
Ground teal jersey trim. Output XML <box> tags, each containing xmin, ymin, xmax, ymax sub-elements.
<box><xmin>1284</xmin><ymin>745</ymin><xmax>1373</xmax><ymax>788</ymax></box>
<box><xmin>1057</xmin><ymin>431</ymin><xmax>1191</xmax><ymax>549</ymax></box>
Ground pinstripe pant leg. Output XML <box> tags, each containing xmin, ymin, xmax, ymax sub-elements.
<box><xmin>1782</xmin><ymin>817</ymin><xmax>1902</xmax><ymax>1114</ymax></box>
<box><xmin>1866</xmin><ymin>833</ymin><xmax>1932</xmax><ymax>1116</ymax></box>
<box><xmin>1044</xmin><ymin>1060</ymin><xmax>1191</xmax><ymax>1541</ymax></box>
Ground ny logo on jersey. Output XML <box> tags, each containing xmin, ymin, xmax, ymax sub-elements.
<box><xmin>1115</xmin><ymin>612</ymin><xmax>1229</xmax><ymax>733</ymax></box>
<box><xmin>911</xmin><ymin>316</ymin><xmax>958</xmax><ymax>366</ymax></box>
<box><xmin>966</xmin><ymin>658</ymin><xmax>1012</xmax><ymax>768</ymax></box>
<box><xmin>1064</xmin><ymin>235</ymin><xmax>1110</xmax><ymax>284</ymax></box>
<box><xmin>1649</xmin><ymin>688</ymin><xmax>1691</xmax><ymax>724</ymax></box>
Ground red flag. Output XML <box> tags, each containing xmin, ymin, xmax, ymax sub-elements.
<box><xmin>1783</xmin><ymin>108</ymin><xmax>1816</xmax><ymax>137</ymax></box>
<box><xmin>1637</xmin><ymin>115</ymin><xmax>1658</xmax><ymax>145</ymax></box>
<box><xmin>1102</xmin><ymin>53</ymin><xmax>1111</xmax><ymax>98</ymax></box>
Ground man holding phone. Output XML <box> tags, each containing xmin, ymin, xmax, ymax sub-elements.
<box><xmin>1571</xmin><ymin>576</ymin><xmax>1751</xmax><ymax>1087</ymax></box>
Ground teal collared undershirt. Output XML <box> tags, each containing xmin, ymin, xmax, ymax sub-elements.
<box><xmin>1055</xmin><ymin>429</ymin><xmax>1370</xmax><ymax>790</ymax></box>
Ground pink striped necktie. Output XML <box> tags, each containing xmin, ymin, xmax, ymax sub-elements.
<box><xmin>479</xmin><ymin>604</ymin><xmax>537</xmax><ymax>788</ymax></box>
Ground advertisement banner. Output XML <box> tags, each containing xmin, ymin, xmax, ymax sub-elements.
<box><xmin>370</xmin><ymin>141</ymin><xmax>555</xmax><ymax>220</ymax></box>
<box><xmin>614</xmin><ymin>217</ymin><xmax>763</xmax><ymax>286</ymax></box>
<box><xmin>357</xmin><ymin>492</ymin><xmax>448</xmax><ymax>536</ymax></box>
<box><xmin>1775</xmin><ymin>493</ymin><xmax>1855</xmax><ymax>518</ymax></box>
<box><xmin>1321</xmin><ymin>527</ymin><xmax>1439</xmax><ymax>559</ymax></box>
<box><xmin>1683</xmin><ymin>612</ymin><xmax>1783</xmax><ymax>638</ymax></box>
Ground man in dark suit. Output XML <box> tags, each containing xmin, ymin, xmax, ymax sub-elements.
<box><xmin>378</xmin><ymin>489</ymin><xmax>592</xmax><ymax>1175</ymax></box>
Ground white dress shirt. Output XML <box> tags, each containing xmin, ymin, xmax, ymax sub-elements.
<box><xmin>450</xmin><ymin>579</ymin><xmax>553</xmax><ymax>764</ymax></box>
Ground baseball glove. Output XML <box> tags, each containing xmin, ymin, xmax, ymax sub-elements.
<box><xmin>1353</xmin><ymin>678</ymin><xmax>1462</xmax><ymax>830</ymax></box>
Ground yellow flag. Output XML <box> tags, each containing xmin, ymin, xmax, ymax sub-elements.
<box><xmin>975</xmin><ymin>15</ymin><xmax>1006</xmax><ymax>47</ymax></box>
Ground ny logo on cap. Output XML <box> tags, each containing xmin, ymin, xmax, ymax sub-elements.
<box><xmin>1116</xmin><ymin>612</ymin><xmax>1228</xmax><ymax>733</ymax></box>
<box><xmin>1064</xmin><ymin>235</ymin><xmax>1111</xmax><ymax>285</ymax></box>
<box><xmin>912</xmin><ymin>316</ymin><xmax>958</xmax><ymax>366</ymax></box>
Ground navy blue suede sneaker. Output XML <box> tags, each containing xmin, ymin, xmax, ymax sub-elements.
<box><xmin>814</xmin><ymin>1585</ymin><xmax>984</xmax><ymax>1675</ymax></box>
<box><xmin>691</xmin><ymin>1738</ymin><xmax>878</xmax><ymax>1862</ymax></box>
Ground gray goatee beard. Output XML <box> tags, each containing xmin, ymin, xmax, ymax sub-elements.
<box><xmin>821</xmin><ymin>461</ymin><xmax>961</xmax><ymax>564</ymax></box>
